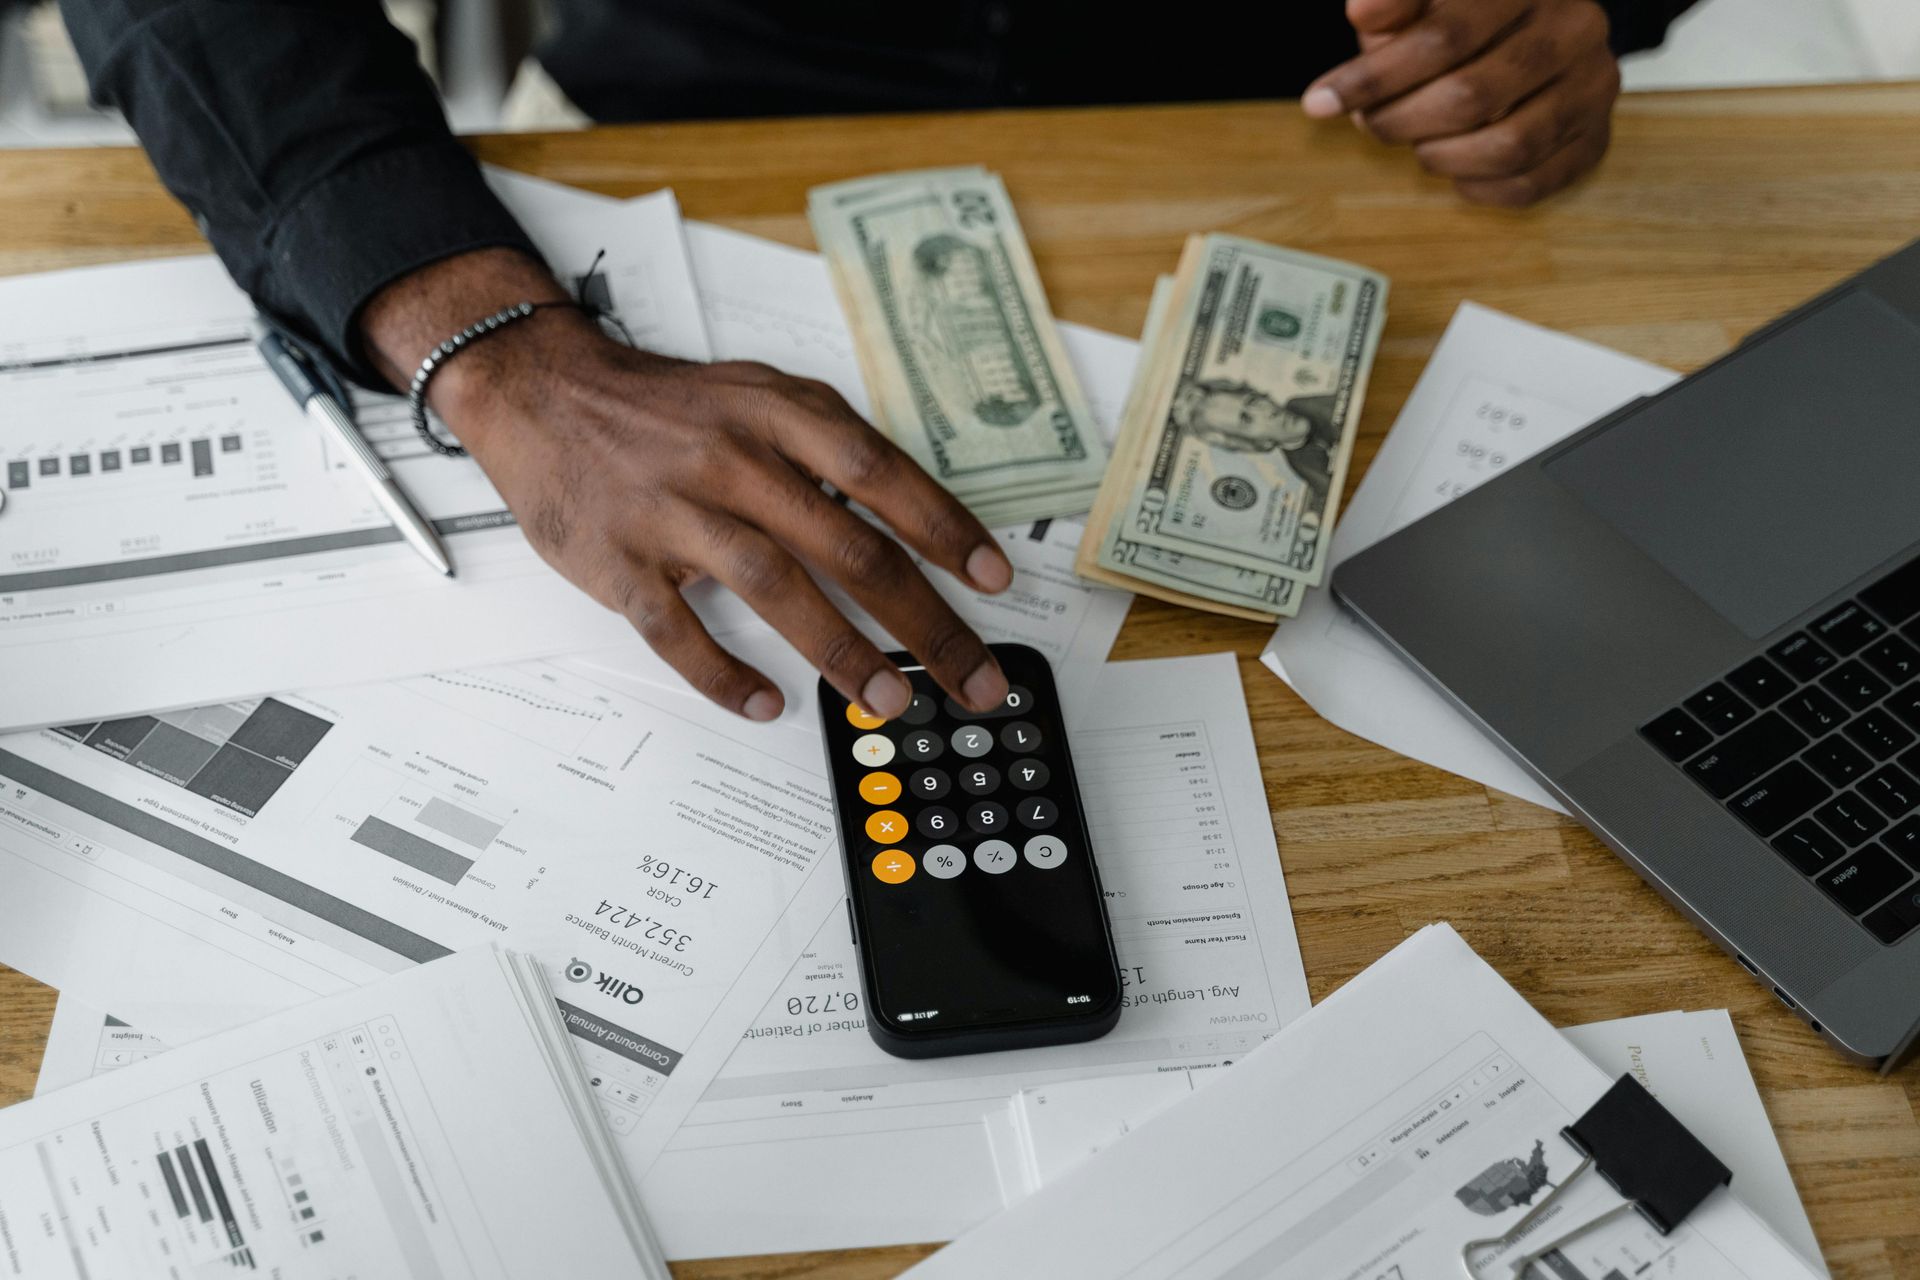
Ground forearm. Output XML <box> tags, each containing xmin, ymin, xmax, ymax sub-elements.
<box><xmin>59</xmin><ymin>0</ymin><xmax>538</xmax><ymax>384</ymax></box>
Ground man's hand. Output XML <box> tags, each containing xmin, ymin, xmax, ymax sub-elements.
<box><xmin>360</xmin><ymin>248</ymin><xmax>1013</xmax><ymax>723</ymax></box>
<box><xmin>1303</xmin><ymin>0</ymin><xmax>1622</xmax><ymax>207</ymax></box>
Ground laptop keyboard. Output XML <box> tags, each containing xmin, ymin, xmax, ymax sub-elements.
<box><xmin>1641</xmin><ymin>555</ymin><xmax>1920</xmax><ymax>945</ymax></box>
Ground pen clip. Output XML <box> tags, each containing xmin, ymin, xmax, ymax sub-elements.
<box><xmin>258</xmin><ymin>317</ymin><xmax>358</xmax><ymax>422</ymax></box>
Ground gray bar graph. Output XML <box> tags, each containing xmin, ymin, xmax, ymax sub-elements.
<box><xmin>350</xmin><ymin>817</ymin><xmax>472</xmax><ymax>885</ymax></box>
<box><xmin>417</xmin><ymin>798</ymin><xmax>502</xmax><ymax>851</ymax></box>
<box><xmin>6</xmin><ymin>461</ymin><xmax>25</xmax><ymax>489</ymax></box>
<box><xmin>190</xmin><ymin>438</ymin><xmax>213</xmax><ymax>476</ymax></box>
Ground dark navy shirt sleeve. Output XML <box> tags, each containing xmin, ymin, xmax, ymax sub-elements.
<box><xmin>58</xmin><ymin>0</ymin><xmax>538</xmax><ymax>386</ymax></box>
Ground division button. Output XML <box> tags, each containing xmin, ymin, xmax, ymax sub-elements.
<box><xmin>923</xmin><ymin>844</ymin><xmax>966</xmax><ymax>879</ymax></box>
<box><xmin>973</xmin><ymin>839</ymin><xmax>1017</xmax><ymax>874</ymax></box>
<box><xmin>1000</xmin><ymin>720</ymin><xmax>1042</xmax><ymax>753</ymax></box>
<box><xmin>1023</xmin><ymin>835</ymin><xmax>1068</xmax><ymax>869</ymax></box>
<box><xmin>959</xmin><ymin>763</ymin><xmax>1001</xmax><ymax>796</ymax></box>
<box><xmin>916</xmin><ymin>806</ymin><xmax>959</xmax><ymax>839</ymax></box>
<box><xmin>864</xmin><ymin>809</ymin><xmax>908</xmax><ymax>843</ymax></box>
<box><xmin>1009</xmin><ymin>760</ymin><xmax>1050</xmax><ymax>791</ymax></box>
<box><xmin>851</xmin><ymin>733</ymin><xmax>896</xmax><ymax>766</ymax></box>
<box><xmin>899</xmin><ymin>694</ymin><xmax>939</xmax><ymax>726</ymax></box>
<box><xmin>871</xmin><ymin>849</ymin><xmax>916</xmax><ymax>885</ymax></box>
<box><xmin>1016</xmin><ymin>797</ymin><xmax>1058</xmax><ymax>830</ymax></box>
<box><xmin>846</xmin><ymin>703</ymin><xmax>887</xmax><ymax>730</ymax></box>
<box><xmin>909</xmin><ymin>768</ymin><xmax>951</xmax><ymax>801</ymax></box>
<box><xmin>951</xmin><ymin>725</ymin><xmax>994</xmax><ymax>758</ymax></box>
<box><xmin>901</xmin><ymin>728</ymin><xmax>944</xmax><ymax>762</ymax></box>
<box><xmin>858</xmin><ymin>771</ymin><xmax>902</xmax><ymax>805</ymax></box>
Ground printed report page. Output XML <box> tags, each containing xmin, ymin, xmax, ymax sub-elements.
<box><xmin>0</xmin><ymin>950</ymin><xmax>655</xmax><ymax>1279</ymax></box>
<box><xmin>908</xmin><ymin>925</ymin><xmax>1818</xmax><ymax>1280</ymax></box>
<box><xmin>644</xmin><ymin>653</ymin><xmax>1313</xmax><ymax>1257</ymax></box>
<box><xmin>0</xmin><ymin>657</ymin><xmax>842</xmax><ymax>1175</ymax></box>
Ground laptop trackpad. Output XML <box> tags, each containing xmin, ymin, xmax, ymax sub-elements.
<box><xmin>1547</xmin><ymin>289</ymin><xmax>1920</xmax><ymax>639</ymax></box>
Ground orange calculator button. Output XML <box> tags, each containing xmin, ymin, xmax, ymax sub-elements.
<box><xmin>845</xmin><ymin>703</ymin><xmax>887</xmax><ymax>730</ymax></box>
<box><xmin>871</xmin><ymin>849</ymin><xmax>916</xmax><ymax>884</ymax></box>
<box><xmin>865</xmin><ymin>810</ymin><xmax>908</xmax><ymax>843</ymax></box>
<box><xmin>858</xmin><ymin>771</ymin><xmax>902</xmax><ymax>805</ymax></box>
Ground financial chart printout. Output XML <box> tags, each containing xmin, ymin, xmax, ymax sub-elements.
<box><xmin>0</xmin><ymin>950</ymin><xmax>661</xmax><ymax>1279</ymax></box>
<box><xmin>0</xmin><ymin>181</ymin><xmax>712</xmax><ymax>729</ymax></box>
<box><xmin>909</xmin><ymin>926</ymin><xmax>1818</xmax><ymax>1280</ymax></box>
<box><xmin>643</xmin><ymin>653</ymin><xmax>1312</xmax><ymax>1258</ymax></box>
<box><xmin>0</xmin><ymin>658</ymin><xmax>842</xmax><ymax>1174</ymax></box>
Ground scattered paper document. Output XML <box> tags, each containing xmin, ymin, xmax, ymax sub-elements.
<box><xmin>983</xmin><ymin>1008</ymin><xmax>1824</xmax><ymax>1273</ymax></box>
<box><xmin>908</xmin><ymin>924</ymin><xmax>1819</xmax><ymax>1279</ymax></box>
<box><xmin>0</xmin><ymin>176</ymin><xmax>710</xmax><ymax>731</ymax></box>
<box><xmin>0</xmin><ymin>657</ymin><xmax>842</xmax><ymax>1178</ymax></box>
<box><xmin>1</xmin><ymin>948</ymin><xmax>668</xmax><ymax>1279</ymax></box>
<box><xmin>636</xmin><ymin>652</ymin><xmax>1310</xmax><ymax>1258</ymax></box>
<box><xmin>1263</xmin><ymin>303</ymin><xmax>1679</xmax><ymax>810</ymax></box>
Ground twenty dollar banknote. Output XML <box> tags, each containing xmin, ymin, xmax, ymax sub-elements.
<box><xmin>1077</xmin><ymin>235</ymin><xmax>1388</xmax><ymax>620</ymax></box>
<box><xmin>809</xmin><ymin>168</ymin><xmax>1108</xmax><ymax>527</ymax></box>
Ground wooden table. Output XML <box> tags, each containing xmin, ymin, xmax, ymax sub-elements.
<box><xmin>4</xmin><ymin>84</ymin><xmax>1920</xmax><ymax>1278</ymax></box>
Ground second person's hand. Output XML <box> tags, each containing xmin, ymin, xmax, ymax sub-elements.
<box><xmin>360</xmin><ymin>248</ymin><xmax>1014</xmax><ymax>724</ymax></box>
<box><xmin>1304</xmin><ymin>0</ymin><xmax>1623</xmax><ymax>207</ymax></box>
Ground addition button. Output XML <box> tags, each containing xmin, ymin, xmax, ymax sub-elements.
<box><xmin>852</xmin><ymin>733</ymin><xmax>896</xmax><ymax>766</ymax></box>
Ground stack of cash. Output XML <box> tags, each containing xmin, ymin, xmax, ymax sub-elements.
<box><xmin>809</xmin><ymin>168</ymin><xmax>1109</xmax><ymax>527</ymax></box>
<box><xmin>1076</xmin><ymin>234</ymin><xmax>1388</xmax><ymax>621</ymax></box>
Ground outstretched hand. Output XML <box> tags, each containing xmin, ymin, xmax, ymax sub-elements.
<box><xmin>1305</xmin><ymin>0</ymin><xmax>1623</xmax><ymax>207</ymax></box>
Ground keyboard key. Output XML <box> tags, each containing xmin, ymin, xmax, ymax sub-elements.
<box><xmin>1729</xmin><ymin>762</ymin><xmax>1831</xmax><ymax>837</ymax></box>
<box><xmin>1780</xmin><ymin>687</ymin><xmax>1847</xmax><ymax>737</ymax></box>
<box><xmin>1768</xmin><ymin>631</ymin><xmax>1836</xmax><ymax>682</ymax></box>
<box><xmin>1889</xmin><ymin>685</ymin><xmax>1920</xmax><ymax>732</ymax></box>
<box><xmin>1818</xmin><ymin>846</ymin><xmax>1912</xmax><ymax>915</ymax></box>
<box><xmin>1862</xmin><ymin>884</ymin><xmax>1920</xmax><ymax>944</ymax></box>
<box><xmin>1844</xmin><ymin>708</ymin><xmax>1916</xmax><ymax>760</ymax></box>
<box><xmin>1815</xmin><ymin>791</ymin><xmax>1889</xmax><ymax>846</ymax></box>
<box><xmin>1805</xmin><ymin>735</ymin><xmax>1871</xmax><ymax>786</ymax></box>
<box><xmin>1862</xmin><ymin>764</ymin><xmax>1920</xmax><ymax>820</ymax></box>
<box><xmin>1863</xmin><ymin>633</ymin><xmax>1920</xmax><ymax>685</ymax></box>
<box><xmin>1887</xmin><ymin>816</ymin><xmax>1920</xmax><ymax>867</ymax></box>
<box><xmin>1725</xmin><ymin>655</ymin><xmax>1792</xmax><ymax>707</ymax></box>
<box><xmin>1905</xmin><ymin>743</ymin><xmax>1920</xmax><ymax>781</ymax></box>
<box><xmin>1682</xmin><ymin>682</ymin><xmax>1753</xmax><ymax>733</ymax></box>
<box><xmin>1822</xmin><ymin>660</ymin><xmax>1891</xmax><ymax>712</ymax></box>
<box><xmin>909</xmin><ymin>768</ymin><xmax>951</xmax><ymax>801</ymax></box>
<box><xmin>1684</xmin><ymin>713</ymin><xmax>1807</xmax><ymax>798</ymax></box>
<box><xmin>1813</xmin><ymin>601</ymin><xmax>1888</xmax><ymax>654</ymax></box>
<box><xmin>1861</xmin><ymin>557</ymin><xmax>1920</xmax><ymax>625</ymax></box>
<box><xmin>1640</xmin><ymin>707</ymin><xmax>1713</xmax><ymax>762</ymax></box>
<box><xmin>966</xmin><ymin>800</ymin><xmax>1009</xmax><ymax>834</ymax></box>
<box><xmin>915</xmin><ymin>806</ymin><xmax>958</xmax><ymax>839</ymax></box>
<box><xmin>1772</xmin><ymin>818</ymin><xmax>1845</xmax><ymax>875</ymax></box>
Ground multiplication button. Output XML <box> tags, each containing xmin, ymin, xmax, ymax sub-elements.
<box><xmin>865</xmin><ymin>810</ymin><xmax>908</xmax><ymax>843</ymax></box>
<box><xmin>852</xmin><ymin>733</ymin><xmax>896</xmax><ymax>767</ymax></box>
<box><xmin>923</xmin><ymin>844</ymin><xmax>966</xmax><ymax>879</ymax></box>
<box><xmin>1023</xmin><ymin>835</ymin><xmax>1068</xmax><ymax>869</ymax></box>
<box><xmin>973</xmin><ymin>840</ymin><xmax>1016</xmax><ymax>874</ymax></box>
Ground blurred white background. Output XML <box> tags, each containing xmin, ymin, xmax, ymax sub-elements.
<box><xmin>0</xmin><ymin>0</ymin><xmax>1916</xmax><ymax>148</ymax></box>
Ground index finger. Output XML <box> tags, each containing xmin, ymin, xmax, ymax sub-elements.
<box><xmin>771</xmin><ymin>384</ymin><xmax>1015</xmax><ymax>596</ymax></box>
<box><xmin>1305</xmin><ymin>1</ymin><xmax>1526</xmax><ymax>117</ymax></box>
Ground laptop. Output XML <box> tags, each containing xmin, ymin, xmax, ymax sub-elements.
<box><xmin>1334</xmin><ymin>242</ymin><xmax>1920</xmax><ymax>1072</ymax></box>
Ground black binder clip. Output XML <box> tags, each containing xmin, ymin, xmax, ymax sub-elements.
<box><xmin>1458</xmin><ymin>1074</ymin><xmax>1732</xmax><ymax>1277</ymax></box>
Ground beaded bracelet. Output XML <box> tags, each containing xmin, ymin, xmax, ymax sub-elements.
<box><xmin>407</xmin><ymin>300</ymin><xmax>581</xmax><ymax>458</ymax></box>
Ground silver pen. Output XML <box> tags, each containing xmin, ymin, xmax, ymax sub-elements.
<box><xmin>252</xmin><ymin>321</ymin><xmax>454</xmax><ymax>578</ymax></box>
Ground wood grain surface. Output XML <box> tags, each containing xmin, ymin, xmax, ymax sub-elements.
<box><xmin>3</xmin><ymin>84</ymin><xmax>1919</xmax><ymax>1278</ymax></box>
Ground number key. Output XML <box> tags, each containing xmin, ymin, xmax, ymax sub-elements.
<box><xmin>1000</xmin><ymin>720</ymin><xmax>1042</xmax><ymax>753</ymax></box>
<box><xmin>910</xmin><ymin>768</ymin><xmax>950</xmax><ymax>800</ymax></box>
<box><xmin>1009</xmin><ymin>760</ymin><xmax>1051</xmax><ymax>790</ymax></box>
<box><xmin>950</xmin><ymin>724</ymin><xmax>993</xmax><ymax>758</ymax></box>
<box><xmin>1016</xmin><ymin>797</ymin><xmax>1058</xmax><ymax>830</ymax></box>
<box><xmin>967</xmin><ymin>801</ymin><xmax>1008</xmax><ymax>833</ymax></box>
<box><xmin>959</xmin><ymin>763</ymin><xmax>1000</xmax><ymax>796</ymax></box>
<box><xmin>916</xmin><ymin>806</ymin><xmax>958</xmax><ymax>839</ymax></box>
<box><xmin>901</xmin><ymin>728</ymin><xmax>944</xmax><ymax>762</ymax></box>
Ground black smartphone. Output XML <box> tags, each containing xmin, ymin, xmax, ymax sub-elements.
<box><xmin>817</xmin><ymin>642</ymin><xmax>1123</xmax><ymax>1058</ymax></box>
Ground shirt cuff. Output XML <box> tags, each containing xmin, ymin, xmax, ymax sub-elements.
<box><xmin>252</xmin><ymin>141</ymin><xmax>540</xmax><ymax>388</ymax></box>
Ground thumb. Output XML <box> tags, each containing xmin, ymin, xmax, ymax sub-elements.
<box><xmin>1346</xmin><ymin>0</ymin><xmax>1425</xmax><ymax>35</ymax></box>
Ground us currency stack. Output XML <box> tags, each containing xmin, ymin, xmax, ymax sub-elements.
<box><xmin>1076</xmin><ymin>234</ymin><xmax>1388</xmax><ymax>621</ymax></box>
<box><xmin>809</xmin><ymin>168</ymin><xmax>1109</xmax><ymax>527</ymax></box>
